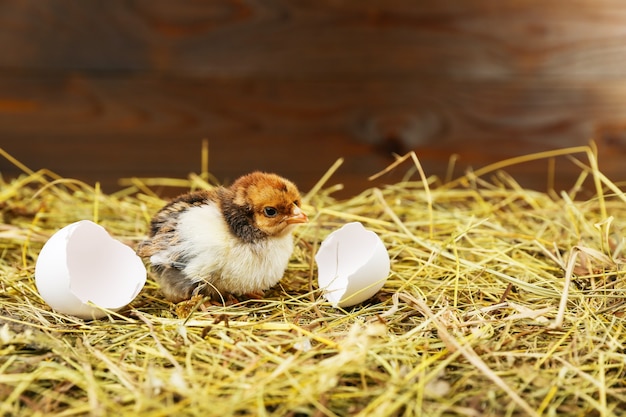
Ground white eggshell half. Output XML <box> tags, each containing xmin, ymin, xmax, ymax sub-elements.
<box><xmin>35</xmin><ymin>220</ymin><xmax>146</xmax><ymax>319</ymax></box>
<box><xmin>315</xmin><ymin>222</ymin><xmax>390</xmax><ymax>307</ymax></box>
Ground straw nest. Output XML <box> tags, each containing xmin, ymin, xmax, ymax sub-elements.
<box><xmin>1</xmin><ymin>145</ymin><xmax>625</xmax><ymax>417</ymax></box>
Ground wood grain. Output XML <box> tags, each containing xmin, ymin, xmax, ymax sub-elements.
<box><xmin>1</xmin><ymin>0</ymin><xmax>625</xmax><ymax>78</ymax></box>
<box><xmin>1</xmin><ymin>1</ymin><xmax>626</xmax><ymax>197</ymax></box>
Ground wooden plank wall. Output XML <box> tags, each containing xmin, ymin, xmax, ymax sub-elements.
<box><xmin>1</xmin><ymin>0</ymin><xmax>626</xmax><ymax>198</ymax></box>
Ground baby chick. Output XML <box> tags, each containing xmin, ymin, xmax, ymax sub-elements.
<box><xmin>137</xmin><ymin>172</ymin><xmax>308</xmax><ymax>303</ymax></box>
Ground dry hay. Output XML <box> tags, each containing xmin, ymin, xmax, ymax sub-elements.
<box><xmin>0</xmin><ymin>145</ymin><xmax>625</xmax><ymax>417</ymax></box>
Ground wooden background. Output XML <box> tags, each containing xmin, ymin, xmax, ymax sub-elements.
<box><xmin>2</xmin><ymin>0</ymin><xmax>626</xmax><ymax>198</ymax></box>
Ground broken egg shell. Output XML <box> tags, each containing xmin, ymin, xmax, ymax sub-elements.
<box><xmin>35</xmin><ymin>220</ymin><xmax>146</xmax><ymax>319</ymax></box>
<box><xmin>315</xmin><ymin>222</ymin><xmax>390</xmax><ymax>307</ymax></box>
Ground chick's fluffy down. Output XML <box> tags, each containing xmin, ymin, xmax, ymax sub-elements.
<box><xmin>166</xmin><ymin>202</ymin><xmax>295</xmax><ymax>294</ymax></box>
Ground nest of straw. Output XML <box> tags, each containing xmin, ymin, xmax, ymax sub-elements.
<box><xmin>1</xmin><ymin>146</ymin><xmax>625</xmax><ymax>416</ymax></box>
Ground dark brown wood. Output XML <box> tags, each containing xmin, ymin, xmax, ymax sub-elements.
<box><xmin>1</xmin><ymin>1</ymin><xmax>626</xmax><ymax>198</ymax></box>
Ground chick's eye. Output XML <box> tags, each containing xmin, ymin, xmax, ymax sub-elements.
<box><xmin>263</xmin><ymin>207</ymin><xmax>278</xmax><ymax>218</ymax></box>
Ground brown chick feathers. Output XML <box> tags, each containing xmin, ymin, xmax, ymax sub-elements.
<box><xmin>137</xmin><ymin>172</ymin><xmax>308</xmax><ymax>303</ymax></box>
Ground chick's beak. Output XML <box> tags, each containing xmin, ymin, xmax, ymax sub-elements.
<box><xmin>286</xmin><ymin>205</ymin><xmax>308</xmax><ymax>224</ymax></box>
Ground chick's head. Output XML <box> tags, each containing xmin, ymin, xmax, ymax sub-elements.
<box><xmin>231</xmin><ymin>172</ymin><xmax>308</xmax><ymax>237</ymax></box>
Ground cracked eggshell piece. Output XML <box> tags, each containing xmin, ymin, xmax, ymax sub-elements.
<box><xmin>315</xmin><ymin>222</ymin><xmax>390</xmax><ymax>307</ymax></box>
<box><xmin>35</xmin><ymin>220</ymin><xmax>146</xmax><ymax>319</ymax></box>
